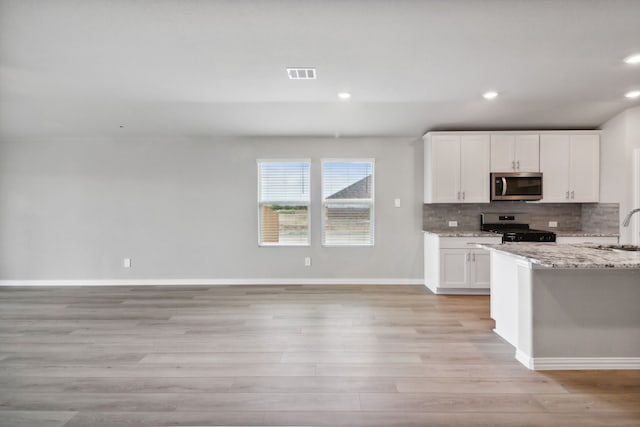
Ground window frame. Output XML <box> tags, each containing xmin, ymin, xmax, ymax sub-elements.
<box><xmin>257</xmin><ymin>159</ymin><xmax>311</xmax><ymax>247</ymax></box>
<box><xmin>320</xmin><ymin>158</ymin><xmax>375</xmax><ymax>247</ymax></box>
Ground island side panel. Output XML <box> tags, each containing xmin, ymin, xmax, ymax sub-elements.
<box><xmin>516</xmin><ymin>260</ymin><xmax>534</xmax><ymax>363</ymax></box>
<box><xmin>531</xmin><ymin>268</ymin><xmax>640</xmax><ymax>358</ymax></box>
<box><xmin>490</xmin><ymin>251</ymin><xmax>520</xmax><ymax>346</ymax></box>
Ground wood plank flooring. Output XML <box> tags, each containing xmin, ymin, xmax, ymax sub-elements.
<box><xmin>0</xmin><ymin>285</ymin><xmax>639</xmax><ymax>426</ymax></box>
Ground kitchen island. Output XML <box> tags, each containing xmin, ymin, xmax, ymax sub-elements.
<box><xmin>477</xmin><ymin>243</ymin><xmax>640</xmax><ymax>370</ymax></box>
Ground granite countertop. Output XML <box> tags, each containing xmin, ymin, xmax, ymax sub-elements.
<box><xmin>423</xmin><ymin>229</ymin><xmax>498</xmax><ymax>237</ymax></box>
<box><xmin>555</xmin><ymin>231</ymin><xmax>620</xmax><ymax>237</ymax></box>
<box><xmin>477</xmin><ymin>243</ymin><xmax>640</xmax><ymax>269</ymax></box>
<box><xmin>423</xmin><ymin>229</ymin><xmax>619</xmax><ymax>238</ymax></box>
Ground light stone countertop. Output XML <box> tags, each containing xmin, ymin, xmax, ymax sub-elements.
<box><xmin>423</xmin><ymin>229</ymin><xmax>619</xmax><ymax>238</ymax></box>
<box><xmin>477</xmin><ymin>243</ymin><xmax>640</xmax><ymax>269</ymax></box>
<box><xmin>555</xmin><ymin>231</ymin><xmax>620</xmax><ymax>237</ymax></box>
<box><xmin>423</xmin><ymin>229</ymin><xmax>498</xmax><ymax>237</ymax></box>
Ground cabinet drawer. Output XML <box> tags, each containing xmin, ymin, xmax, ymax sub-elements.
<box><xmin>439</xmin><ymin>236</ymin><xmax>501</xmax><ymax>248</ymax></box>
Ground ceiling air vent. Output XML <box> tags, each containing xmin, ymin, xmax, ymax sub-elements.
<box><xmin>287</xmin><ymin>68</ymin><xmax>316</xmax><ymax>80</ymax></box>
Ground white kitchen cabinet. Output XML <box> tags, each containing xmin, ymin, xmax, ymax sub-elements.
<box><xmin>540</xmin><ymin>135</ymin><xmax>570</xmax><ymax>202</ymax></box>
<box><xmin>426</xmin><ymin>135</ymin><xmax>461</xmax><ymax>203</ymax></box>
<box><xmin>440</xmin><ymin>249</ymin><xmax>491</xmax><ymax>289</ymax></box>
<box><xmin>425</xmin><ymin>131</ymin><xmax>599</xmax><ymax>203</ymax></box>
<box><xmin>424</xmin><ymin>134</ymin><xmax>490</xmax><ymax>203</ymax></box>
<box><xmin>439</xmin><ymin>249</ymin><xmax>468</xmax><ymax>287</ymax></box>
<box><xmin>424</xmin><ymin>234</ymin><xmax>500</xmax><ymax>294</ymax></box>
<box><xmin>460</xmin><ymin>135</ymin><xmax>491</xmax><ymax>203</ymax></box>
<box><xmin>540</xmin><ymin>134</ymin><xmax>599</xmax><ymax>203</ymax></box>
<box><xmin>439</xmin><ymin>249</ymin><xmax>490</xmax><ymax>289</ymax></box>
<box><xmin>490</xmin><ymin>134</ymin><xmax>539</xmax><ymax>172</ymax></box>
<box><xmin>569</xmin><ymin>135</ymin><xmax>600</xmax><ymax>202</ymax></box>
<box><xmin>470</xmin><ymin>249</ymin><xmax>491</xmax><ymax>287</ymax></box>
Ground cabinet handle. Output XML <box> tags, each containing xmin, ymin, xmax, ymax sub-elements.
<box><xmin>467</xmin><ymin>253</ymin><xmax>470</xmax><ymax>261</ymax></box>
<box><xmin>512</xmin><ymin>160</ymin><xmax>515</xmax><ymax>170</ymax></box>
<box><xmin>571</xmin><ymin>190</ymin><xmax>574</xmax><ymax>199</ymax></box>
<box><xmin>462</xmin><ymin>191</ymin><xmax>465</xmax><ymax>200</ymax></box>
<box><xmin>566</xmin><ymin>191</ymin><xmax>570</xmax><ymax>200</ymax></box>
<box><xmin>457</xmin><ymin>191</ymin><xmax>461</xmax><ymax>200</ymax></box>
<box><xmin>472</xmin><ymin>253</ymin><xmax>476</xmax><ymax>262</ymax></box>
<box><xmin>516</xmin><ymin>160</ymin><xmax>520</xmax><ymax>170</ymax></box>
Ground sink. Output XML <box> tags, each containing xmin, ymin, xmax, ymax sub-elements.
<box><xmin>590</xmin><ymin>245</ymin><xmax>640</xmax><ymax>252</ymax></box>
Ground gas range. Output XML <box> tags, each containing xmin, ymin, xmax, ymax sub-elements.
<box><xmin>480</xmin><ymin>213</ymin><xmax>556</xmax><ymax>243</ymax></box>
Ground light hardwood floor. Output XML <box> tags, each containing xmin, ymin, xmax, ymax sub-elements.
<box><xmin>0</xmin><ymin>285</ymin><xmax>639</xmax><ymax>426</ymax></box>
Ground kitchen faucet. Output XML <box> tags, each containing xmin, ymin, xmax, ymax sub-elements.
<box><xmin>622</xmin><ymin>208</ymin><xmax>640</xmax><ymax>227</ymax></box>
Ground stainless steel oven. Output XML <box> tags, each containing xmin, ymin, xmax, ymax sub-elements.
<box><xmin>491</xmin><ymin>172</ymin><xmax>543</xmax><ymax>201</ymax></box>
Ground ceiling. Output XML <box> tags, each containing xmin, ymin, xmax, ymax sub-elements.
<box><xmin>1</xmin><ymin>0</ymin><xmax>639</xmax><ymax>138</ymax></box>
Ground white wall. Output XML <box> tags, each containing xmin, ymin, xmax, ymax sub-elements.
<box><xmin>0</xmin><ymin>136</ymin><xmax>424</xmax><ymax>282</ymax></box>
<box><xmin>600</xmin><ymin>105</ymin><xmax>640</xmax><ymax>243</ymax></box>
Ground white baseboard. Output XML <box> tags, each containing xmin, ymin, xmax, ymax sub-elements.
<box><xmin>426</xmin><ymin>285</ymin><xmax>490</xmax><ymax>295</ymax></box>
<box><xmin>0</xmin><ymin>278</ymin><xmax>425</xmax><ymax>287</ymax></box>
<box><xmin>516</xmin><ymin>350</ymin><xmax>640</xmax><ymax>370</ymax></box>
<box><xmin>515</xmin><ymin>350</ymin><xmax>535</xmax><ymax>369</ymax></box>
<box><xmin>492</xmin><ymin>328</ymin><xmax>517</xmax><ymax>348</ymax></box>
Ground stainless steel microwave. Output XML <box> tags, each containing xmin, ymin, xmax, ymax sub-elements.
<box><xmin>491</xmin><ymin>172</ymin><xmax>543</xmax><ymax>201</ymax></box>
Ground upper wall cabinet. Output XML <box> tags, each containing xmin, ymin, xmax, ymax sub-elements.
<box><xmin>424</xmin><ymin>134</ymin><xmax>490</xmax><ymax>203</ymax></box>
<box><xmin>424</xmin><ymin>131</ymin><xmax>600</xmax><ymax>204</ymax></box>
<box><xmin>539</xmin><ymin>134</ymin><xmax>600</xmax><ymax>203</ymax></box>
<box><xmin>490</xmin><ymin>134</ymin><xmax>539</xmax><ymax>172</ymax></box>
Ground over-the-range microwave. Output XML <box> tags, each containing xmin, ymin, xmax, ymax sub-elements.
<box><xmin>491</xmin><ymin>172</ymin><xmax>543</xmax><ymax>201</ymax></box>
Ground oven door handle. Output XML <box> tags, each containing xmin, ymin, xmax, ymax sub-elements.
<box><xmin>501</xmin><ymin>177</ymin><xmax>507</xmax><ymax>196</ymax></box>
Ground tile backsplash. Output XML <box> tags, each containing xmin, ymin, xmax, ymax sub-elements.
<box><xmin>423</xmin><ymin>202</ymin><xmax>619</xmax><ymax>233</ymax></box>
<box><xmin>581</xmin><ymin>203</ymin><xmax>620</xmax><ymax>233</ymax></box>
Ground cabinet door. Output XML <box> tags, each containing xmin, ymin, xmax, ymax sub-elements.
<box><xmin>469</xmin><ymin>250</ymin><xmax>491</xmax><ymax>288</ymax></box>
<box><xmin>439</xmin><ymin>249</ymin><xmax>469</xmax><ymax>288</ymax></box>
<box><xmin>569</xmin><ymin>135</ymin><xmax>599</xmax><ymax>202</ymax></box>
<box><xmin>429</xmin><ymin>135</ymin><xmax>461</xmax><ymax>203</ymax></box>
<box><xmin>514</xmin><ymin>134</ymin><xmax>540</xmax><ymax>172</ymax></box>
<box><xmin>540</xmin><ymin>135</ymin><xmax>571</xmax><ymax>202</ymax></box>
<box><xmin>460</xmin><ymin>135</ymin><xmax>490</xmax><ymax>203</ymax></box>
<box><xmin>490</xmin><ymin>135</ymin><xmax>516</xmax><ymax>172</ymax></box>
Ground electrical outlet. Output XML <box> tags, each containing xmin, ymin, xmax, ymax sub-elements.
<box><xmin>448</xmin><ymin>220</ymin><xmax>458</xmax><ymax>227</ymax></box>
<box><xmin>304</xmin><ymin>257</ymin><xmax>311</xmax><ymax>267</ymax></box>
<box><xmin>548</xmin><ymin>221</ymin><xmax>558</xmax><ymax>228</ymax></box>
<box><xmin>394</xmin><ymin>198</ymin><xmax>401</xmax><ymax>208</ymax></box>
<box><xmin>123</xmin><ymin>258</ymin><xmax>131</xmax><ymax>268</ymax></box>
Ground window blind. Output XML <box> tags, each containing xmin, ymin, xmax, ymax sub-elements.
<box><xmin>322</xmin><ymin>160</ymin><xmax>374</xmax><ymax>246</ymax></box>
<box><xmin>258</xmin><ymin>160</ymin><xmax>310</xmax><ymax>246</ymax></box>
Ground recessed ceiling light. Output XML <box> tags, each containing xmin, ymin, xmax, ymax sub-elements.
<box><xmin>337</xmin><ymin>92</ymin><xmax>351</xmax><ymax>100</ymax></box>
<box><xmin>623</xmin><ymin>53</ymin><xmax>640</xmax><ymax>64</ymax></box>
<box><xmin>625</xmin><ymin>90</ymin><xmax>640</xmax><ymax>99</ymax></box>
<box><xmin>287</xmin><ymin>68</ymin><xmax>316</xmax><ymax>79</ymax></box>
<box><xmin>483</xmin><ymin>91</ymin><xmax>499</xmax><ymax>100</ymax></box>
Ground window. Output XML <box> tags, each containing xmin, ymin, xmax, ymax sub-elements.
<box><xmin>257</xmin><ymin>160</ymin><xmax>310</xmax><ymax>246</ymax></box>
<box><xmin>322</xmin><ymin>160</ymin><xmax>375</xmax><ymax>246</ymax></box>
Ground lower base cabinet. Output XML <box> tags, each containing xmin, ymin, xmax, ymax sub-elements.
<box><xmin>440</xmin><ymin>249</ymin><xmax>490</xmax><ymax>288</ymax></box>
<box><xmin>424</xmin><ymin>234</ymin><xmax>619</xmax><ymax>295</ymax></box>
<box><xmin>424</xmin><ymin>234</ymin><xmax>500</xmax><ymax>294</ymax></box>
